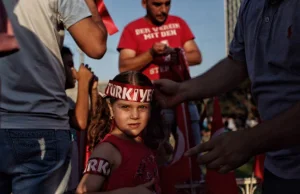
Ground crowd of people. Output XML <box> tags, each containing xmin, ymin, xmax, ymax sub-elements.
<box><xmin>1</xmin><ymin>0</ymin><xmax>300</xmax><ymax>194</ymax></box>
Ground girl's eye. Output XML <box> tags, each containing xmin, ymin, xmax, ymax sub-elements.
<box><xmin>121</xmin><ymin>105</ymin><xmax>129</xmax><ymax>109</ymax></box>
<box><xmin>139</xmin><ymin>105</ymin><xmax>148</xmax><ymax>109</ymax></box>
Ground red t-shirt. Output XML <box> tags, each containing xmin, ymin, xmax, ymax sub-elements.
<box><xmin>101</xmin><ymin>134</ymin><xmax>161</xmax><ymax>194</ymax></box>
<box><xmin>117</xmin><ymin>15</ymin><xmax>195</xmax><ymax>81</ymax></box>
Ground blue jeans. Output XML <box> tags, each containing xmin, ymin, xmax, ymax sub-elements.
<box><xmin>161</xmin><ymin>102</ymin><xmax>201</xmax><ymax>146</ymax></box>
<box><xmin>0</xmin><ymin>129</ymin><xmax>72</xmax><ymax>194</ymax></box>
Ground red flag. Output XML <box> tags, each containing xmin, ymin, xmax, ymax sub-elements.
<box><xmin>97</xmin><ymin>0</ymin><xmax>118</xmax><ymax>35</ymax></box>
<box><xmin>159</xmin><ymin>49</ymin><xmax>201</xmax><ymax>194</ymax></box>
<box><xmin>205</xmin><ymin>97</ymin><xmax>239</xmax><ymax>194</ymax></box>
<box><xmin>253</xmin><ymin>154</ymin><xmax>265</xmax><ymax>181</ymax></box>
<box><xmin>253</xmin><ymin>118</ymin><xmax>265</xmax><ymax>181</ymax></box>
<box><xmin>76</xmin><ymin>130</ymin><xmax>88</xmax><ymax>175</ymax></box>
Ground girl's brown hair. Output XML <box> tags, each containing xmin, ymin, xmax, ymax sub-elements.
<box><xmin>88</xmin><ymin>71</ymin><xmax>169</xmax><ymax>151</ymax></box>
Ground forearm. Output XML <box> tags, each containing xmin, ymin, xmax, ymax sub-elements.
<box><xmin>247</xmin><ymin>101</ymin><xmax>300</xmax><ymax>155</ymax></box>
<box><xmin>119</xmin><ymin>50</ymin><xmax>153</xmax><ymax>72</ymax></box>
<box><xmin>75</xmin><ymin>80</ymin><xmax>90</xmax><ymax>130</ymax></box>
<box><xmin>185</xmin><ymin>50</ymin><xmax>202</xmax><ymax>66</ymax></box>
<box><xmin>181</xmin><ymin>57</ymin><xmax>248</xmax><ymax>100</ymax></box>
<box><xmin>85</xmin><ymin>0</ymin><xmax>107</xmax><ymax>43</ymax></box>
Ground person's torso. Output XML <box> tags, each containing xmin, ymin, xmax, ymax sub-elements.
<box><xmin>102</xmin><ymin>134</ymin><xmax>161</xmax><ymax>194</ymax></box>
<box><xmin>0</xmin><ymin>0</ymin><xmax>68</xmax><ymax>129</ymax></box>
<box><xmin>127</xmin><ymin>16</ymin><xmax>190</xmax><ymax>81</ymax></box>
<box><xmin>241</xmin><ymin>0</ymin><xmax>300</xmax><ymax>179</ymax></box>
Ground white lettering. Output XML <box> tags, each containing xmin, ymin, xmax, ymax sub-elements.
<box><xmin>143</xmin><ymin>32</ymin><xmax>159</xmax><ymax>40</ymax></box>
<box><xmin>110</xmin><ymin>84</ymin><xmax>116</xmax><ymax>96</ymax></box>
<box><xmin>135</xmin><ymin>28</ymin><xmax>151</xmax><ymax>35</ymax></box>
<box><xmin>115</xmin><ymin>86</ymin><xmax>122</xmax><ymax>99</ymax></box>
<box><xmin>161</xmin><ymin>30</ymin><xmax>177</xmax><ymax>37</ymax></box>
<box><xmin>147</xmin><ymin>89</ymin><xmax>153</xmax><ymax>102</ymax></box>
<box><xmin>159</xmin><ymin>23</ymin><xmax>180</xmax><ymax>31</ymax></box>
<box><xmin>133</xmin><ymin>89</ymin><xmax>139</xmax><ymax>101</ymax></box>
<box><xmin>122</xmin><ymin>87</ymin><xmax>132</xmax><ymax>100</ymax></box>
<box><xmin>139</xmin><ymin>89</ymin><xmax>147</xmax><ymax>102</ymax></box>
<box><xmin>104</xmin><ymin>83</ymin><xmax>154</xmax><ymax>103</ymax></box>
<box><xmin>97</xmin><ymin>160</ymin><xmax>111</xmax><ymax>175</ymax></box>
<box><xmin>87</xmin><ymin>159</ymin><xmax>97</xmax><ymax>172</ymax></box>
<box><xmin>105</xmin><ymin>83</ymin><xmax>112</xmax><ymax>95</ymax></box>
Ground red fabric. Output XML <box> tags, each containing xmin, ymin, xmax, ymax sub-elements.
<box><xmin>159</xmin><ymin>50</ymin><xmax>201</xmax><ymax>194</ymax></box>
<box><xmin>205</xmin><ymin>97</ymin><xmax>239</xmax><ymax>194</ymax></box>
<box><xmin>76</xmin><ymin>130</ymin><xmax>88</xmax><ymax>175</ymax></box>
<box><xmin>253</xmin><ymin>154</ymin><xmax>265</xmax><ymax>181</ymax></box>
<box><xmin>0</xmin><ymin>0</ymin><xmax>19</xmax><ymax>54</ymax></box>
<box><xmin>100</xmin><ymin>134</ymin><xmax>161</xmax><ymax>193</ymax></box>
<box><xmin>97</xmin><ymin>0</ymin><xmax>118</xmax><ymax>35</ymax></box>
<box><xmin>104</xmin><ymin>80</ymin><xmax>154</xmax><ymax>102</ymax></box>
<box><xmin>117</xmin><ymin>15</ymin><xmax>194</xmax><ymax>81</ymax></box>
<box><xmin>253</xmin><ymin>118</ymin><xmax>265</xmax><ymax>181</ymax></box>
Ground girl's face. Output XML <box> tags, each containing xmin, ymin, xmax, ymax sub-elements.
<box><xmin>111</xmin><ymin>99</ymin><xmax>151</xmax><ymax>139</ymax></box>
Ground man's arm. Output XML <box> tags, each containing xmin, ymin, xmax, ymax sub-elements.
<box><xmin>182</xmin><ymin>57</ymin><xmax>248</xmax><ymax>100</ymax></box>
<box><xmin>67</xmin><ymin>0</ymin><xmax>107</xmax><ymax>59</ymax></box>
<box><xmin>183</xmin><ymin>40</ymin><xmax>202</xmax><ymax>66</ymax></box>
<box><xmin>118</xmin><ymin>49</ymin><xmax>153</xmax><ymax>72</ymax></box>
<box><xmin>154</xmin><ymin>57</ymin><xmax>248</xmax><ymax>108</ymax></box>
<box><xmin>118</xmin><ymin>42</ymin><xmax>169</xmax><ymax>72</ymax></box>
<box><xmin>249</xmin><ymin>102</ymin><xmax>300</xmax><ymax>155</ymax></box>
<box><xmin>185</xmin><ymin>100</ymin><xmax>300</xmax><ymax>173</ymax></box>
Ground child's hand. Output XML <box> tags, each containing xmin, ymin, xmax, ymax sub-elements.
<box><xmin>77</xmin><ymin>64</ymin><xmax>94</xmax><ymax>83</ymax></box>
<box><xmin>132</xmin><ymin>178</ymin><xmax>155</xmax><ymax>194</ymax></box>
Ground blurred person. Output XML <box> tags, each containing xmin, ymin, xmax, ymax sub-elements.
<box><xmin>0</xmin><ymin>0</ymin><xmax>107</xmax><ymax>193</ymax></box>
<box><xmin>154</xmin><ymin>0</ymin><xmax>300</xmax><ymax>193</ymax></box>
<box><xmin>62</xmin><ymin>46</ymin><xmax>95</xmax><ymax>193</ymax></box>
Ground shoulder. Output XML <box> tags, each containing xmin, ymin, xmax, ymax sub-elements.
<box><xmin>91</xmin><ymin>142</ymin><xmax>121</xmax><ymax>165</ymax></box>
<box><xmin>168</xmin><ymin>15</ymin><xmax>187</xmax><ymax>23</ymax></box>
<box><xmin>57</xmin><ymin>0</ymin><xmax>91</xmax><ymax>28</ymax></box>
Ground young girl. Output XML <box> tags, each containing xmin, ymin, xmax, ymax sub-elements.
<box><xmin>76</xmin><ymin>71</ymin><xmax>169</xmax><ymax>194</ymax></box>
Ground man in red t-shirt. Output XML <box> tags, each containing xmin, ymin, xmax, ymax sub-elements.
<box><xmin>117</xmin><ymin>0</ymin><xmax>203</xmax><ymax>162</ymax></box>
<box><xmin>118</xmin><ymin>0</ymin><xmax>202</xmax><ymax>80</ymax></box>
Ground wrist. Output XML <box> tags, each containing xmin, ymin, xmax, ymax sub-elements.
<box><xmin>78</xmin><ymin>79</ymin><xmax>90</xmax><ymax>89</ymax></box>
<box><xmin>243</xmin><ymin>126</ymin><xmax>263</xmax><ymax>156</ymax></box>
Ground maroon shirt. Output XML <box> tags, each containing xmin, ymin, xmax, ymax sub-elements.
<box><xmin>102</xmin><ymin>134</ymin><xmax>161</xmax><ymax>194</ymax></box>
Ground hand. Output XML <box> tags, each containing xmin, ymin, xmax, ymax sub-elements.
<box><xmin>151</xmin><ymin>42</ymin><xmax>169</xmax><ymax>56</ymax></box>
<box><xmin>153</xmin><ymin>79</ymin><xmax>186</xmax><ymax>108</ymax></box>
<box><xmin>185</xmin><ymin>130</ymin><xmax>253</xmax><ymax>174</ymax></box>
<box><xmin>132</xmin><ymin>179</ymin><xmax>155</xmax><ymax>194</ymax></box>
<box><xmin>77</xmin><ymin>64</ymin><xmax>94</xmax><ymax>83</ymax></box>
